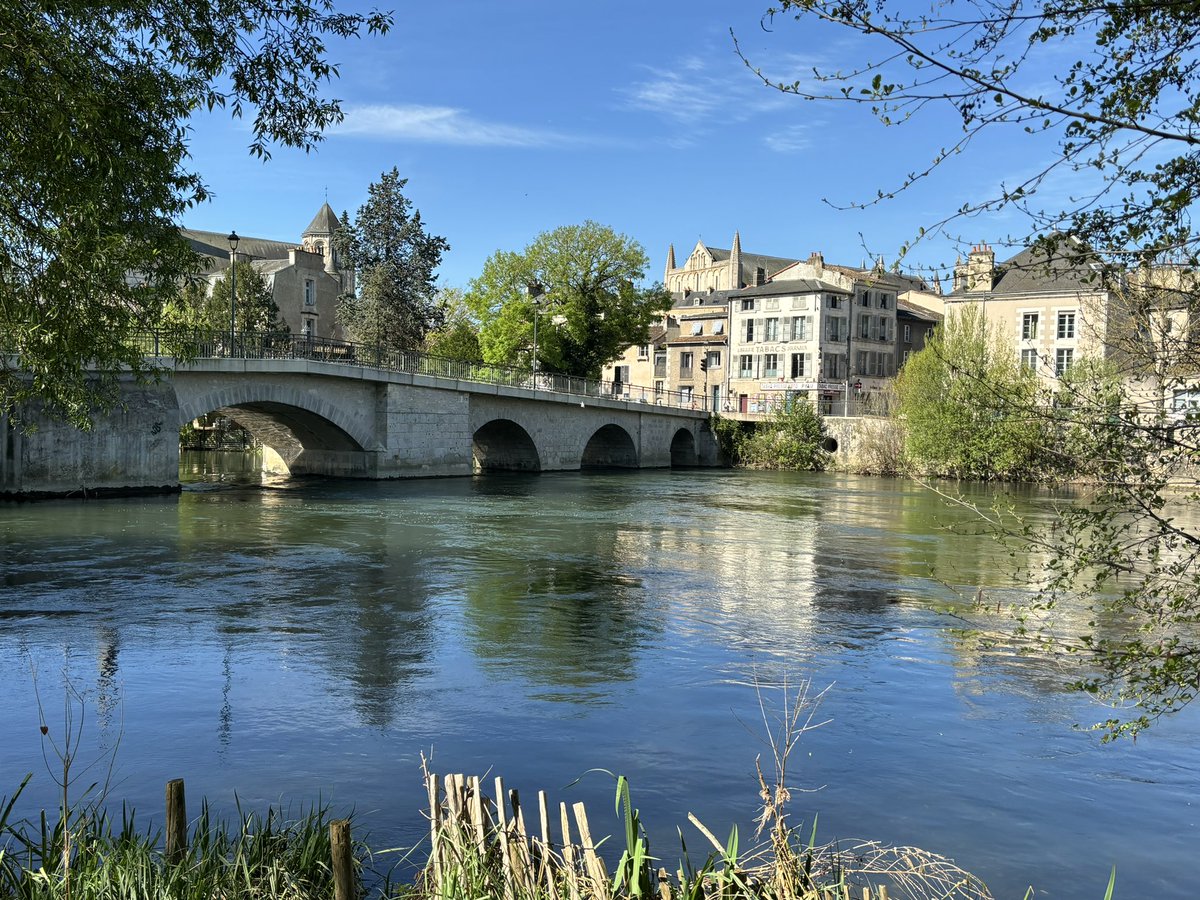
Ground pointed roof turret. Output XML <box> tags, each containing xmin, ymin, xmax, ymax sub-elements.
<box><xmin>730</xmin><ymin>229</ymin><xmax>743</xmax><ymax>287</ymax></box>
<box><xmin>303</xmin><ymin>202</ymin><xmax>341</xmax><ymax>237</ymax></box>
<box><xmin>665</xmin><ymin>243</ymin><xmax>676</xmax><ymax>280</ymax></box>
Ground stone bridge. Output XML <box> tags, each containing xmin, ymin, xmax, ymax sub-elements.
<box><xmin>1</xmin><ymin>358</ymin><xmax>719</xmax><ymax>497</ymax></box>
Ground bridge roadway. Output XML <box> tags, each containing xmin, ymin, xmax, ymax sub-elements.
<box><xmin>1</xmin><ymin>356</ymin><xmax>719</xmax><ymax>497</ymax></box>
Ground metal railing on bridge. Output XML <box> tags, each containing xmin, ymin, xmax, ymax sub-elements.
<box><xmin>135</xmin><ymin>330</ymin><xmax>710</xmax><ymax>413</ymax></box>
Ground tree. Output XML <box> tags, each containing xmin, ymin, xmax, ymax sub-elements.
<box><xmin>422</xmin><ymin>287</ymin><xmax>483</xmax><ymax>363</ymax></box>
<box><xmin>735</xmin><ymin>400</ymin><xmax>830</xmax><ymax>470</ymax></box>
<box><xmin>896</xmin><ymin>305</ymin><xmax>1049</xmax><ymax>481</ymax></box>
<box><xmin>749</xmin><ymin>0</ymin><xmax>1200</xmax><ymax>735</ymax></box>
<box><xmin>467</xmin><ymin>221</ymin><xmax>668</xmax><ymax>380</ymax></box>
<box><xmin>0</xmin><ymin>0</ymin><xmax>390</xmax><ymax>428</ymax></box>
<box><xmin>334</xmin><ymin>169</ymin><xmax>449</xmax><ymax>350</ymax></box>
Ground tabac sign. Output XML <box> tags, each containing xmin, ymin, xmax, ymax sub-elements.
<box><xmin>759</xmin><ymin>381</ymin><xmax>844</xmax><ymax>392</ymax></box>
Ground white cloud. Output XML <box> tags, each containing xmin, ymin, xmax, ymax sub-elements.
<box><xmin>763</xmin><ymin>125</ymin><xmax>811</xmax><ymax>153</ymax></box>
<box><xmin>334</xmin><ymin>104</ymin><xmax>576</xmax><ymax>147</ymax></box>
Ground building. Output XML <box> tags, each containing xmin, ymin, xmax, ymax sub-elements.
<box><xmin>182</xmin><ymin>202</ymin><xmax>354</xmax><ymax>341</ymax></box>
<box><xmin>946</xmin><ymin>242</ymin><xmax>1115</xmax><ymax>384</ymax></box>
<box><xmin>604</xmin><ymin>323</ymin><xmax>674</xmax><ymax>402</ymax></box>
<box><xmin>896</xmin><ymin>295</ymin><xmax>943</xmax><ymax>371</ymax></box>
<box><xmin>664</xmin><ymin>231</ymin><xmax>797</xmax><ymax>296</ymax></box>
<box><xmin>666</xmin><ymin>291</ymin><xmax>731</xmax><ymax>410</ymax></box>
<box><xmin>725</xmin><ymin>252</ymin><xmax>928</xmax><ymax>413</ymax></box>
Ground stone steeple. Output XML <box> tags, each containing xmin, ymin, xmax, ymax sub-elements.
<box><xmin>730</xmin><ymin>230</ymin><xmax>743</xmax><ymax>288</ymax></box>
<box><xmin>301</xmin><ymin>202</ymin><xmax>342</xmax><ymax>274</ymax></box>
<box><xmin>665</xmin><ymin>243</ymin><xmax>676</xmax><ymax>282</ymax></box>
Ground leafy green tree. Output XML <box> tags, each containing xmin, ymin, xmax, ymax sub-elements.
<box><xmin>334</xmin><ymin>169</ymin><xmax>449</xmax><ymax>350</ymax></box>
<box><xmin>422</xmin><ymin>287</ymin><xmax>482</xmax><ymax>362</ymax></box>
<box><xmin>0</xmin><ymin>0</ymin><xmax>390</xmax><ymax>428</ymax></box>
<box><xmin>467</xmin><ymin>221</ymin><xmax>668</xmax><ymax>379</ymax></box>
<box><xmin>208</xmin><ymin>262</ymin><xmax>288</xmax><ymax>336</ymax></box>
<box><xmin>897</xmin><ymin>305</ymin><xmax>1048</xmax><ymax>480</ymax></box>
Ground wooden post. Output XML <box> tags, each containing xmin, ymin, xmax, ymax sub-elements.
<box><xmin>165</xmin><ymin>779</ymin><xmax>187</xmax><ymax>865</ymax></box>
<box><xmin>330</xmin><ymin>819</ymin><xmax>354</xmax><ymax>900</ymax></box>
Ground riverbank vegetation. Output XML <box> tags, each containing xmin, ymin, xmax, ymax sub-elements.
<box><xmin>714</xmin><ymin>402</ymin><xmax>829</xmax><ymax>471</ymax></box>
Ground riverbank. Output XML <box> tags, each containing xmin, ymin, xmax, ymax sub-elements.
<box><xmin>0</xmin><ymin>769</ymin><xmax>991</xmax><ymax>900</ymax></box>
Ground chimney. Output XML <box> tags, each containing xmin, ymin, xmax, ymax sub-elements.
<box><xmin>808</xmin><ymin>251</ymin><xmax>824</xmax><ymax>272</ymax></box>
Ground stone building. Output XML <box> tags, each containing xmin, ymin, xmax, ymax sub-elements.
<box><xmin>666</xmin><ymin>291</ymin><xmax>731</xmax><ymax>410</ymax></box>
<box><xmin>182</xmin><ymin>202</ymin><xmax>353</xmax><ymax>341</ymax></box>
<box><xmin>725</xmin><ymin>252</ymin><xmax>928</xmax><ymax>413</ymax></box>
<box><xmin>663</xmin><ymin>231</ymin><xmax>797</xmax><ymax>296</ymax></box>
<box><xmin>946</xmin><ymin>242</ymin><xmax>1115</xmax><ymax>384</ymax></box>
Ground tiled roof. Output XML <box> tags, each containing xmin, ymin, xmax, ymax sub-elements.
<box><xmin>989</xmin><ymin>243</ymin><xmax>1102</xmax><ymax>294</ymax></box>
<box><xmin>304</xmin><ymin>202</ymin><xmax>341</xmax><ymax>236</ymax></box>
<box><xmin>183</xmin><ymin>229</ymin><xmax>296</xmax><ymax>268</ymax></box>
<box><xmin>733</xmin><ymin>278</ymin><xmax>850</xmax><ymax>297</ymax></box>
<box><xmin>896</xmin><ymin>298</ymin><xmax>942</xmax><ymax>322</ymax></box>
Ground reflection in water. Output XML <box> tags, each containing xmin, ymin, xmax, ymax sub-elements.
<box><xmin>0</xmin><ymin>471</ymin><xmax>1197</xmax><ymax>900</ymax></box>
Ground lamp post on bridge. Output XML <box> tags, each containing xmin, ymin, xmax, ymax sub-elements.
<box><xmin>525</xmin><ymin>281</ymin><xmax>545</xmax><ymax>384</ymax></box>
<box><xmin>225</xmin><ymin>230</ymin><xmax>240</xmax><ymax>357</ymax></box>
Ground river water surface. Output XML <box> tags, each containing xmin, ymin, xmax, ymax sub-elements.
<box><xmin>1</xmin><ymin>463</ymin><xmax>1196</xmax><ymax>898</ymax></box>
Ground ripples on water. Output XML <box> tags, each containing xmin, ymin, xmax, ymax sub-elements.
<box><xmin>1</xmin><ymin>467</ymin><xmax>1197</xmax><ymax>899</ymax></box>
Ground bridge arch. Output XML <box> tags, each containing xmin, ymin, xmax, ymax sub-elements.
<box><xmin>472</xmin><ymin>419</ymin><xmax>541</xmax><ymax>473</ymax></box>
<box><xmin>176</xmin><ymin>382</ymin><xmax>375</xmax><ymax>474</ymax></box>
<box><xmin>580</xmin><ymin>424</ymin><xmax>638</xmax><ymax>469</ymax></box>
<box><xmin>670</xmin><ymin>428</ymin><xmax>697</xmax><ymax>466</ymax></box>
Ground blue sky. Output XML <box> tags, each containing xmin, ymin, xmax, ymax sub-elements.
<box><xmin>179</xmin><ymin>0</ymin><xmax>1056</xmax><ymax>292</ymax></box>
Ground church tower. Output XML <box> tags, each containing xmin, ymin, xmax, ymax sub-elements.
<box><xmin>729</xmin><ymin>230</ymin><xmax>743</xmax><ymax>289</ymax></box>
<box><xmin>301</xmin><ymin>202</ymin><xmax>342</xmax><ymax>275</ymax></box>
<box><xmin>665</xmin><ymin>243</ymin><xmax>676</xmax><ymax>283</ymax></box>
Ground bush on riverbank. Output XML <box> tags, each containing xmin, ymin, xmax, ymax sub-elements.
<box><xmin>715</xmin><ymin>402</ymin><xmax>829</xmax><ymax>471</ymax></box>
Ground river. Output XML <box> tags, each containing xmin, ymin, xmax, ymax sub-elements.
<box><xmin>1</xmin><ymin>460</ymin><xmax>1196</xmax><ymax>898</ymax></box>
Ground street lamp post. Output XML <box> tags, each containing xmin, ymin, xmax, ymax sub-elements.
<box><xmin>526</xmin><ymin>281</ymin><xmax>545</xmax><ymax>381</ymax></box>
<box><xmin>227</xmin><ymin>231</ymin><xmax>240</xmax><ymax>357</ymax></box>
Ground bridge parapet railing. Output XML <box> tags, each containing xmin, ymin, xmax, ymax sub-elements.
<box><xmin>134</xmin><ymin>330</ymin><xmax>706</xmax><ymax>413</ymax></box>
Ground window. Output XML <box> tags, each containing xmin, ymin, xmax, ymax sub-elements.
<box><xmin>874</xmin><ymin>353</ymin><xmax>887</xmax><ymax>376</ymax></box>
<box><xmin>859</xmin><ymin>291</ymin><xmax>870</xmax><ymax>307</ymax></box>
<box><xmin>826</xmin><ymin>294</ymin><xmax>845</xmax><ymax>310</ymax></box>
<box><xmin>903</xmin><ymin>323</ymin><xmax>912</xmax><ymax>342</ymax></box>
<box><xmin>764</xmin><ymin>318</ymin><xmax>780</xmax><ymax>341</ymax></box>
<box><xmin>744</xmin><ymin>319</ymin><xmax>755</xmax><ymax>342</ymax></box>
<box><xmin>637</xmin><ymin>344</ymin><xmax>650</xmax><ymax>359</ymax></box>
<box><xmin>763</xmin><ymin>353</ymin><xmax>779</xmax><ymax>377</ymax></box>
<box><xmin>823</xmin><ymin>353</ymin><xmax>842</xmax><ymax>379</ymax></box>
<box><xmin>654</xmin><ymin>380</ymin><xmax>663</xmax><ymax>395</ymax></box>
<box><xmin>739</xmin><ymin>354</ymin><xmax>754</xmax><ymax>377</ymax></box>
<box><xmin>1021</xmin><ymin>348</ymin><xmax>1039</xmax><ymax>371</ymax></box>
<box><xmin>902</xmin><ymin>350</ymin><xmax>912</xmax><ymax>365</ymax></box>
<box><xmin>690</xmin><ymin>321</ymin><xmax>703</xmax><ymax>336</ymax></box>
<box><xmin>1022</xmin><ymin>312</ymin><xmax>1039</xmax><ymax>340</ymax></box>
<box><xmin>1055</xmin><ymin>347</ymin><xmax>1074</xmax><ymax>376</ymax></box>
<box><xmin>613</xmin><ymin>365</ymin><xmax>630</xmax><ymax>384</ymax></box>
<box><xmin>1057</xmin><ymin>311</ymin><xmax>1076</xmax><ymax>339</ymax></box>
<box><xmin>791</xmin><ymin>296</ymin><xmax>810</xmax><ymax>310</ymax></box>
<box><xmin>826</xmin><ymin>316</ymin><xmax>846</xmax><ymax>342</ymax></box>
<box><xmin>879</xmin><ymin>293</ymin><xmax>891</xmax><ymax>310</ymax></box>
<box><xmin>680</xmin><ymin>351</ymin><xmax>694</xmax><ymax>372</ymax></box>
<box><xmin>681</xmin><ymin>386</ymin><xmax>693</xmax><ymax>403</ymax></box>
<box><xmin>741</xmin><ymin>299</ymin><xmax>755</xmax><ymax>311</ymax></box>
<box><xmin>304</xmin><ymin>279</ymin><xmax>316</xmax><ymax>306</ymax></box>
<box><xmin>857</xmin><ymin>350</ymin><xmax>869</xmax><ymax>373</ymax></box>
<box><xmin>756</xmin><ymin>267</ymin><xmax>766</xmax><ymax>286</ymax></box>
<box><xmin>705</xmin><ymin>351</ymin><xmax>721</xmax><ymax>369</ymax></box>
<box><xmin>764</xmin><ymin>298</ymin><xmax>779</xmax><ymax>311</ymax></box>
<box><xmin>793</xmin><ymin>316</ymin><xmax>811</xmax><ymax>340</ymax></box>
<box><xmin>790</xmin><ymin>352</ymin><xmax>808</xmax><ymax>377</ymax></box>
<box><xmin>301</xmin><ymin>317</ymin><xmax>314</xmax><ymax>337</ymax></box>
<box><xmin>713</xmin><ymin>321</ymin><xmax>725</xmax><ymax>335</ymax></box>
<box><xmin>859</xmin><ymin>314</ymin><xmax>871</xmax><ymax>339</ymax></box>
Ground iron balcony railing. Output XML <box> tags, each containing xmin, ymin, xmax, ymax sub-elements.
<box><xmin>133</xmin><ymin>330</ymin><xmax>714</xmax><ymax>413</ymax></box>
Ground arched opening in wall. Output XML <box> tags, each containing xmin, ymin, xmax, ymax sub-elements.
<box><xmin>472</xmin><ymin>420</ymin><xmax>541</xmax><ymax>473</ymax></box>
<box><xmin>580</xmin><ymin>424</ymin><xmax>638</xmax><ymax>470</ymax></box>
<box><xmin>179</xmin><ymin>401</ymin><xmax>365</xmax><ymax>484</ymax></box>
<box><xmin>670</xmin><ymin>428</ymin><xmax>697</xmax><ymax>467</ymax></box>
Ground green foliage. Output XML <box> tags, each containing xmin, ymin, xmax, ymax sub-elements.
<box><xmin>897</xmin><ymin>305</ymin><xmax>1049</xmax><ymax>480</ymax></box>
<box><xmin>467</xmin><ymin>221</ymin><xmax>668</xmax><ymax>379</ymax></box>
<box><xmin>422</xmin><ymin>287</ymin><xmax>482</xmax><ymax>362</ymax></box>
<box><xmin>733</xmin><ymin>402</ymin><xmax>829</xmax><ymax>471</ymax></box>
<box><xmin>335</xmin><ymin>169</ymin><xmax>449</xmax><ymax>350</ymax></box>
<box><xmin>0</xmin><ymin>0</ymin><xmax>390</xmax><ymax>428</ymax></box>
